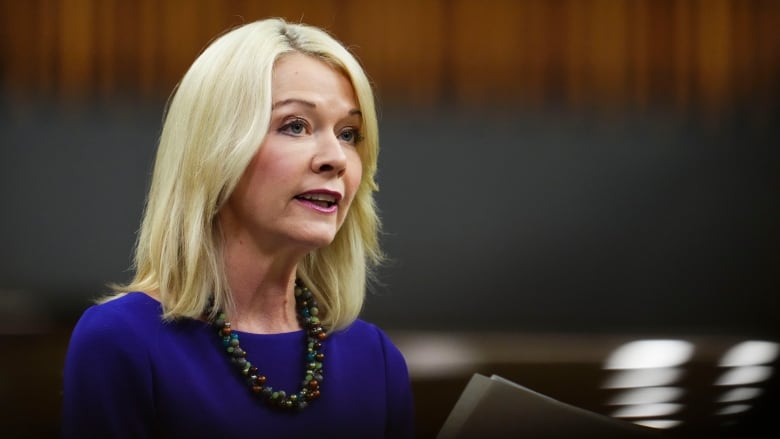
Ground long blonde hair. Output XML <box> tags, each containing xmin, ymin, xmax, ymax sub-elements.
<box><xmin>110</xmin><ymin>18</ymin><xmax>383</xmax><ymax>330</ymax></box>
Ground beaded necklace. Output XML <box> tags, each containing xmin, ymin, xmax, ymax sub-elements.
<box><xmin>205</xmin><ymin>280</ymin><xmax>326</xmax><ymax>411</ymax></box>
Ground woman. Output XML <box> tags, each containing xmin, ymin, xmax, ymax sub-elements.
<box><xmin>61</xmin><ymin>18</ymin><xmax>414</xmax><ymax>438</ymax></box>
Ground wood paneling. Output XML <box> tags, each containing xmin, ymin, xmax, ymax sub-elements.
<box><xmin>1</xmin><ymin>0</ymin><xmax>777</xmax><ymax>110</ymax></box>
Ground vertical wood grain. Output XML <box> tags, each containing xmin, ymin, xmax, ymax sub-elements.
<box><xmin>57</xmin><ymin>0</ymin><xmax>94</xmax><ymax>98</ymax></box>
<box><xmin>0</xmin><ymin>0</ymin><xmax>775</xmax><ymax>111</ymax></box>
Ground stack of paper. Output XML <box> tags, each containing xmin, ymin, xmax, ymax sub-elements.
<box><xmin>437</xmin><ymin>374</ymin><xmax>664</xmax><ymax>438</ymax></box>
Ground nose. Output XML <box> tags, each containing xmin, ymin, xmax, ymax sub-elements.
<box><xmin>311</xmin><ymin>132</ymin><xmax>347</xmax><ymax>177</ymax></box>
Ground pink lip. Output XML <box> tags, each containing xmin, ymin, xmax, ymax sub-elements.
<box><xmin>294</xmin><ymin>189</ymin><xmax>343</xmax><ymax>214</ymax></box>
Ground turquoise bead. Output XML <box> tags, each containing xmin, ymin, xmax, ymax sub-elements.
<box><xmin>204</xmin><ymin>279</ymin><xmax>326</xmax><ymax>411</ymax></box>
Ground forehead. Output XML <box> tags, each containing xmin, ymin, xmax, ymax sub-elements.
<box><xmin>271</xmin><ymin>52</ymin><xmax>358</xmax><ymax>109</ymax></box>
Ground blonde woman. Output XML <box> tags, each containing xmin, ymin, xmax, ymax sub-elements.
<box><xmin>62</xmin><ymin>18</ymin><xmax>414</xmax><ymax>438</ymax></box>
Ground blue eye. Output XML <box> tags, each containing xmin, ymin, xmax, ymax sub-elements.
<box><xmin>280</xmin><ymin>118</ymin><xmax>307</xmax><ymax>136</ymax></box>
<box><xmin>339</xmin><ymin>128</ymin><xmax>361</xmax><ymax>145</ymax></box>
<box><xmin>288</xmin><ymin>121</ymin><xmax>305</xmax><ymax>134</ymax></box>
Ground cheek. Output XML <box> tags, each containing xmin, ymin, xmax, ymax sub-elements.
<box><xmin>347</xmin><ymin>152</ymin><xmax>363</xmax><ymax>191</ymax></box>
<box><xmin>340</xmin><ymin>154</ymin><xmax>363</xmax><ymax>214</ymax></box>
<box><xmin>252</xmin><ymin>150</ymin><xmax>297</xmax><ymax>191</ymax></box>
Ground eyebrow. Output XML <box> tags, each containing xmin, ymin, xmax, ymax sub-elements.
<box><xmin>272</xmin><ymin>98</ymin><xmax>362</xmax><ymax>117</ymax></box>
<box><xmin>272</xmin><ymin>98</ymin><xmax>315</xmax><ymax>109</ymax></box>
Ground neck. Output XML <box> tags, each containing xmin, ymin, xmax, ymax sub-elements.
<box><xmin>222</xmin><ymin>234</ymin><xmax>308</xmax><ymax>334</ymax></box>
<box><xmin>230</xmin><ymin>275</ymin><xmax>300</xmax><ymax>334</ymax></box>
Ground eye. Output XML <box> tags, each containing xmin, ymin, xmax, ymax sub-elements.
<box><xmin>279</xmin><ymin>118</ymin><xmax>308</xmax><ymax>136</ymax></box>
<box><xmin>338</xmin><ymin>127</ymin><xmax>362</xmax><ymax>145</ymax></box>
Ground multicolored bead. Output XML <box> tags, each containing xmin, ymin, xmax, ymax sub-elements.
<box><xmin>204</xmin><ymin>279</ymin><xmax>326</xmax><ymax>411</ymax></box>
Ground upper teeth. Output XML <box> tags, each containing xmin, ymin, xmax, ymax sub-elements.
<box><xmin>300</xmin><ymin>193</ymin><xmax>337</xmax><ymax>203</ymax></box>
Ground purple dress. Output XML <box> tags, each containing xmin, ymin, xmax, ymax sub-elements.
<box><xmin>61</xmin><ymin>293</ymin><xmax>414</xmax><ymax>438</ymax></box>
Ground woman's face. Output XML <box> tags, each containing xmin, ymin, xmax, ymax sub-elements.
<box><xmin>220</xmin><ymin>52</ymin><xmax>363</xmax><ymax>254</ymax></box>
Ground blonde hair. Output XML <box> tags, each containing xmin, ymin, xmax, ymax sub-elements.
<box><xmin>110</xmin><ymin>18</ymin><xmax>383</xmax><ymax>330</ymax></box>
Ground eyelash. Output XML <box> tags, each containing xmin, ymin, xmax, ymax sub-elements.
<box><xmin>339</xmin><ymin>127</ymin><xmax>363</xmax><ymax>145</ymax></box>
<box><xmin>279</xmin><ymin>118</ymin><xmax>309</xmax><ymax>136</ymax></box>
<box><xmin>278</xmin><ymin>117</ymin><xmax>363</xmax><ymax>145</ymax></box>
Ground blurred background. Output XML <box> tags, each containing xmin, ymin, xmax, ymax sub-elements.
<box><xmin>1</xmin><ymin>0</ymin><xmax>778</xmax><ymax>437</ymax></box>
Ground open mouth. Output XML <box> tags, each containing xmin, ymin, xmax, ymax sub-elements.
<box><xmin>294</xmin><ymin>192</ymin><xmax>340</xmax><ymax>209</ymax></box>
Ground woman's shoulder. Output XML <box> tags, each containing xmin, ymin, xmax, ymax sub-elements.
<box><xmin>79</xmin><ymin>291</ymin><xmax>160</xmax><ymax>320</ymax></box>
<box><xmin>334</xmin><ymin>319</ymin><xmax>407</xmax><ymax>364</ymax></box>
<box><xmin>69</xmin><ymin>292</ymin><xmax>164</xmax><ymax>345</ymax></box>
<box><xmin>338</xmin><ymin>318</ymin><xmax>386</xmax><ymax>340</ymax></box>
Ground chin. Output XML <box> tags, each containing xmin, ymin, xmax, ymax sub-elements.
<box><xmin>309</xmin><ymin>235</ymin><xmax>336</xmax><ymax>249</ymax></box>
<box><xmin>294</xmin><ymin>229</ymin><xmax>338</xmax><ymax>250</ymax></box>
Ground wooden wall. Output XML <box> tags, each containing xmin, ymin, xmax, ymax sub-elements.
<box><xmin>1</xmin><ymin>0</ymin><xmax>778</xmax><ymax>111</ymax></box>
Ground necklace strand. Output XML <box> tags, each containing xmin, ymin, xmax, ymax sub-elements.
<box><xmin>205</xmin><ymin>280</ymin><xmax>326</xmax><ymax>411</ymax></box>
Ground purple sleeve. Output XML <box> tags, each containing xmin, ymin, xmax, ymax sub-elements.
<box><xmin>378</xmin><ymin>329</ymin><xmax>416</xmax><ymax>439</ymax></box>
<box><xmin>61</xmin><ymin>304</ymin><xmax>156</xmax><ymax>438</ymax></box>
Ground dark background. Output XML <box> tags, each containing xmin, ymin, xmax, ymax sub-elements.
<box><xmin>3</xmin><ymin>100</ymin><xmax>778</xmax><ymax>337</ymax></box>
<box><xmin>1</xmin><ymin>1</ymin><xmax>778</xmax><ymax>437</ymax></box>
